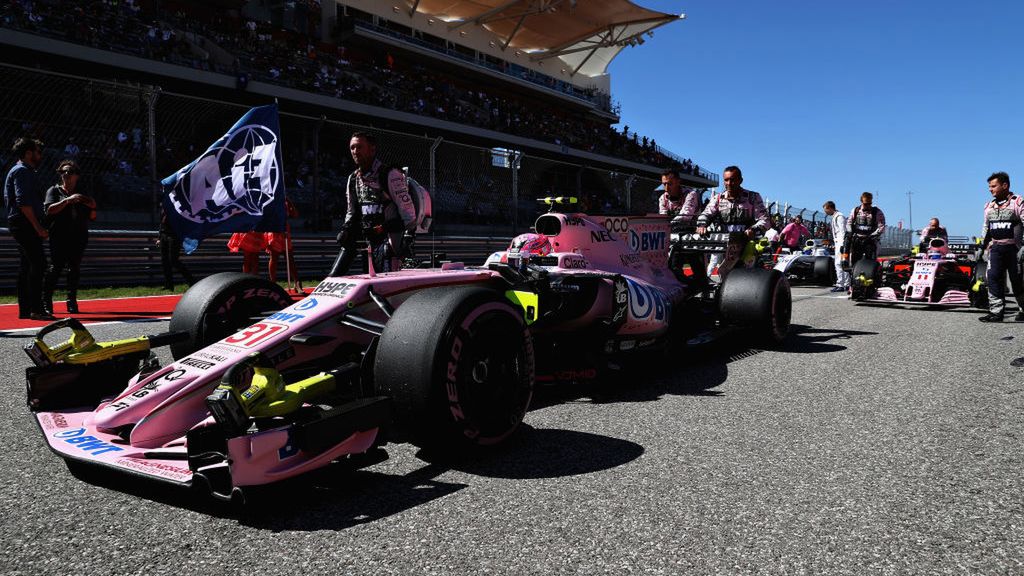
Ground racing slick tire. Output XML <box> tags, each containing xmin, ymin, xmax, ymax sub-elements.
<box><xmin>374</xmin><ymin>286</ymin><xmax>534</xmax><ymax>453</ymax></box>
<box><xmin>969</xmin><ymin>259</ymin><xmax>989</xmax><ymax>309</ymax></box>
<box><xmin>813</xmin><ymin>256</ymin><xmax>836</xmax><ymax>286</ymax></box>
<box><xmin>850</xmin><ymin>259</ymin><xmax>881</xmax><ymax>301</ymax></box>
<box><xmin>168</xmin><ymin>272</ymin><xmax>292</xmax><ymax>359</ymax></box>
<box><xmin>718</xmin><ymin>268</ymin><xmax>792</xmax><ymax>345</ymax></box>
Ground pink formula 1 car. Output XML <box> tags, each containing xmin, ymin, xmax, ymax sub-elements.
<box><xmin>850</xmin><ymin>238</ymin><xmax>987</xmax><ymax>307</ymax></box>
<box><xmin>25</xmin><ymin>201</ymin><xmax>790</xmax><ymax>501</ymax></box>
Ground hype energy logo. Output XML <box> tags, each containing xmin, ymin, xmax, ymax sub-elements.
<box><xmin>53</xmin><ymin>428</ymin><xmax>124</xmax><ymax>456</ymax></box>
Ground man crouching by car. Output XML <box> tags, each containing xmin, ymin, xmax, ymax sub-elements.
<box><xmin>330</xmin><ymin>132</ymin><xmax>417</xmax><ymax>276</ymax></box>
<box><xmin>695</xmin><ymin>165</ymin><xmax>769</xmax><ymax>279</ymax></box>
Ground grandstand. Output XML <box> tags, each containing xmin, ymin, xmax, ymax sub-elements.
<box><xmin>1</xmin><ymin>0</ymin><xmax>714</xmax><ymax>232</ymax></box>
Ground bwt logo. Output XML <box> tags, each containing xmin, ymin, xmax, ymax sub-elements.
<box><xmin>629</xmin><ymin>230</ymin><xmax>666</xmax><ymax>253</ymax></box>
<box><xmin>53</xmin><ymin>428</ymin><xmax>124</xmax><ymax>456</ymax></box>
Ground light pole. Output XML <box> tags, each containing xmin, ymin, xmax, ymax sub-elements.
<box><xmin>907</xmin><ymin>190</ymin><xmax>913</xmax><ymax>232</ymax></box>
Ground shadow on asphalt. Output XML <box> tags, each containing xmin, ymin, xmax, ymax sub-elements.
<box><xmin>780</xmin><ymin>324</ymin><xmax>879</xmax><ymax>354</ymax></box>
<box><xmin>60</xmin><ymin>424</ymin><xmax>643</xmax><ymax>530</ymax></box>
<box><xmin>232</xmin><ymin>424</ymin><xmax>642</xmax><ymax>531</ymax></box>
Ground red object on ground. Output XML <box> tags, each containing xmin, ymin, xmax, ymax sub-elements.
<box><xmin>0</xmin><ymin>289</ymin><xmax>311</xmax><ymax>332</ymax></box>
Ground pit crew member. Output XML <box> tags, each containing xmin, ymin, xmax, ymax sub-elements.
<box><xmin>845</xmin><ymin>192</ymin><xmax>886</xmax><ymax>267</ymax></box>
<box><xmin>330</xmin><ymin>132</ymin><xmax>417</xmax><ymax>275</ymax></box>
<box><xmin>661</xmin><ymin>169</ymin><xmax>709</xmax><ymax>287</ymax></box>
<box><xmin>695</xmin><ymin>165</ymin><xmax>769</xmax><ymax>279</ymax></box>
<box><xmin>919</xmin><ymin>217</ymin><xmax>948</xmax><ymax>246</ymax></box>
<box><xmin>978</xmin><ymin>171</ymin><xmax>1024</xmax><ymax>322</ymax></box>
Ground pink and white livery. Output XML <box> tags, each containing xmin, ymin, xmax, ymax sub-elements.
<box><xmin>26</xmin><ymin>199</ymin><xmax>791</xmax><ymax>502</ymax></box>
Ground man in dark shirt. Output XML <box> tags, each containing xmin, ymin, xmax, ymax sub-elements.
<box><xmin>4</xmin><ymin>138</ymin><xmax>54</xmax><ymax>320</ymax></box>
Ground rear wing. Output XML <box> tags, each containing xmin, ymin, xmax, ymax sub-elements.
<box><xmin>670</xmin><ymin>232</ymin><xmax>732</xmax><ymax>253</ymax></box>
<box><xmin>947</xmin><ymin>243</ymin><xmax>978</xmax><ymax>257</ymax></box>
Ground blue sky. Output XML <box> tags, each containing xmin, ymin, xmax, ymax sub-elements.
<box><xmin>609</xmin><ymin>0</ymin><xmax>1024</xmax><ymax>236</ymax></box>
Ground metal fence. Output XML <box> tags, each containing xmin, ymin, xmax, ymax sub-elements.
<box><xmin>0</xmin><ymin>63</ymin><xmax>663</xmax><ymax>236</ymax></box>
<box><xmin>764</xmin><ymin>201</ymin><xmax>914</xmax><ymax>251</ymax></box>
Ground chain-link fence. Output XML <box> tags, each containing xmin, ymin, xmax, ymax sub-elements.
<box><xmin>1</xmin><ymin>63</ymin><xmax>683</xmax><ymax>236</ymax></box>
<box><xmin>765</xmin><ymin>201</ymin><xmax>914</xmax><ymax>250</ymax></box>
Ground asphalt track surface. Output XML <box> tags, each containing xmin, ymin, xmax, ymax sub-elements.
<box><xmin>3</xmin><ymin>286</ymin><xmax>1023</xmax><ymax>575</ymax></box>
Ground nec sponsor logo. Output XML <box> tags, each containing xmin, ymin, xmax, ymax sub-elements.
<box><xmin>265</xmin><ymin>311</ymin><xmax>305</xmax><ymax>323</ymax></box>
<box><xmin>313</xmin><ymin>281</ymin><xmax>356</xmax><ymax>298</ymax></box>
<box><xmin>181</xmin><ymin>358</ymin><xmax>216</xmax><ymax>370</ymax></box>
<box><xmin>629</xmin><ymin>230</ymin><xmax>666</xmax><ymax>252</ymax></box>
<box><xmin>53</xmin><ymin>428</ymin><xmax>124</xmax><ymax>456</ymax></box>
<box><xmin>590</xmin><ymin>230</ymin><xmax>615</xmax><ymax>243</ymax></box>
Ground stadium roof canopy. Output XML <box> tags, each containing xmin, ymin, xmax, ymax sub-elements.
<box><xmin>403</xmin><ymin>0</ymin><xmax>683</xmax><ymax>77</ymax></box>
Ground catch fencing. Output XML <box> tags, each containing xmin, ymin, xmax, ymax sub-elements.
<box><xmin>0</xmin><ymin>63</ymin><xmax>663</xmax><ymax>237</ymax></box>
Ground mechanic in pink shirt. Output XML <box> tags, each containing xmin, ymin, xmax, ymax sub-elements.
<box><xmin>696</xmin><ymin>165</ymin><xmax>769</xmax><ymax>279</ymax></box>
<box><xmin>978</xmin><ymin>171</ymin><xmax>1024</xmax><ymax>322</ymax></box>
<box><xmin>658</xmin><ymin>169</ymin><xmax>701</xmax><ymax>224</ymax></box>
<box><xmin>778</xmin><ymin>215</ymin><xmax>811</xmax><ymax>251</ymax></box>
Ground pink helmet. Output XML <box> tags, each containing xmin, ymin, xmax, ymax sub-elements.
<box><xmin>509</xmin><ymin>233</ymin><xmax>552</xmax><ymax>256</ymax></box>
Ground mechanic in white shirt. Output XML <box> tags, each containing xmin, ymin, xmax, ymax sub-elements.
<box><xmin>822</xmin><ymin>200</ymin><xmax>849</xmax><ymax>291</ymax></box>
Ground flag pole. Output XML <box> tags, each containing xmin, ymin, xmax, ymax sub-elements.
<box><xmin>273</xmin><ymin>98</ymin><xmax>294</xmax><ymax>291</ymax></box>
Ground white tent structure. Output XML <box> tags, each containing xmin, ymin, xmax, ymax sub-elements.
<box><xmin>403</xmin><ymin>0</ymin><xmax>683</xmax><ymax>77</ymax></box>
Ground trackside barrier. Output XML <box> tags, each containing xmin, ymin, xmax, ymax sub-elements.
<box><xmin>0</xmin><ymin>230</ymin><xmax>511</xmax><ymax>291</ymax></box>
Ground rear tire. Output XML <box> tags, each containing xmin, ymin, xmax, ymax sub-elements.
<box><xmin>719</xmin><ymin>268</ymin><xmax>792</xmax><ymax>345</ymax></box>
<box><xmin>168</xmin><ymin>272</ymin><xmax>292</xmax><ymax>359</ymax></box>
<box><xmin>374</xmin><ymin>286</ymin><xmax>534</xmax><ymax>453</ymax></box>
<box><xmin>850</xmin><ymin>259</ymin><xmax>880</xmax><ymax>301</ymax></box>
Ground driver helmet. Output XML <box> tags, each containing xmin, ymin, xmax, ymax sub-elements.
<box><xmin>926</xmin><ymin>237</ymin><xmax>948</xmax><ymax>258</ymax></box>
<box><xmin>509</xmin><ymin>233</ymin><xmax>552</xmax><ymax>257</ymax></box>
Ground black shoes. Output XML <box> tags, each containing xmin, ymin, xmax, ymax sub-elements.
<box><xmin>29</xmin><ymin>311</ymin><xmax>57</xmax><ymax>321</ymax></box>
<box><xmin>1016</xmin><ymin>312</ymin><xmax>1024</xmax><ymax>322</ymax></box>
<box><xmin>66</xmin><ymin>298</ymin><xmax>79</xmax><ymax>314</ymax></box>
<box><xmin>978</xmin><ymin>313</ymin><xmax>1003</xmax><ymax>323</ymax></box>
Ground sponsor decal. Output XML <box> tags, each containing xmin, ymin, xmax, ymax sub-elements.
<box><xmin>181</xmin><ymin>358</ymin><xmax>216</xmax><ymax>370</ymax></box>
<box><xmin>629</xmin><ymin>229</ymin><xmax>666</xmax><ymax>253</ymax></box>
<box><xmin>40</xmin><ymin>413</ymin><xmax>69</xmax><ymax>431</ymax></box>
<box><xmin>216</xmin><ymin>288</ymin><xmax>291</xmax><ymax>315</ymax></box>
<box><xmin>194</xmin><ymin>351</ymin><xmax>228</xmax><ymax>362</ymax></box>
<box><xmin>990</xmin><ymin>221</ymin><xmax>1012</xmax><ymax>230</ymax></box>
<box><xmin>265</xmin><ymin>311</ymin><xmax>304</xmax><ymax>323</ymax></box>
<box><xmin>561</xmin><ymin>256</ymin><xmax>588</xmax><ymax>269</ymax></box>
<box><xmin>564</xmin><ymin>216</ymin><xmax>585</xmax><ymax>227</ymax></box>
<box><xmin>620</xmin><ymin>253</ymin><xmax>644</xmax><ymax>266</ymax></box>
<box><xmin>313</xmin><ymin>281</ymin><xmax>356</xmax><ymax>298</ymax></box>
<box><xmin>603</xmin><ymin>217</ymin><xmax>629</xmax><ymax>233</ymax></box>
<box><xmin>293</xmin><ymin>298</ymin><xmax>318</xmax><ymax>311</ymax></box>
<box><xmin>590</xmin><ymin>230</ymin><xmax>615</xmax><ymax>243</ymax></box>
<box><xmin>625</xmin><ymin>278</ymin><xmax>670</xmax><ymax>322</ymax></box>
<box><xmin>53</xmin><ymin>428</ymin><xmax>124</xmax><ymax>456</ymax></box>
<box><xmin>611</xmin><ymin>278</ymin><xmax>629</xmax><ymax>325</ymax></box>
<box><xmin>553</xmin><ymin>368</ymin><xmax>598</xmax><ymax>381</ymax></box>
<box><xmin>116</xmin><ymin>458</ymin><xmax>191</xmax><ymax>481</ymax></box>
